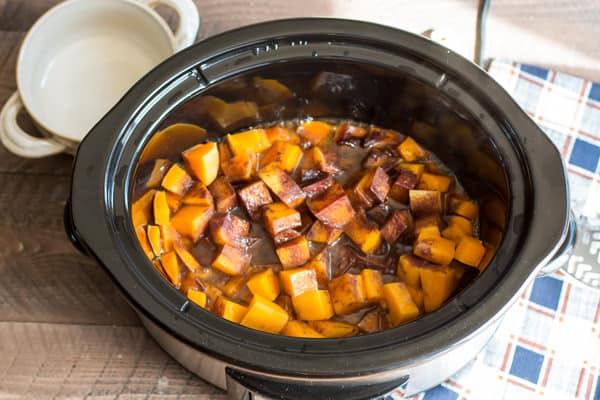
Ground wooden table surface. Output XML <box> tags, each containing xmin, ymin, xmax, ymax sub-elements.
<box><xmin>0</xmin><ymin>1</ymin><xmax>598</xmax><ymax>399</ymax></box>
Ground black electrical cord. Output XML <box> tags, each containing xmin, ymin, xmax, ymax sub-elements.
<box><xmin>475</xmin><ymin>0</ymin><xmax>492</xmax><ymax>67</ymax></box>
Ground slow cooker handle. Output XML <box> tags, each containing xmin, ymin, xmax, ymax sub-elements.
<box><xmin>225</xmin><ymin>368</ymin><xmax>409</xmax><ymax>400</ymax></box>
<box><xmin>537</xmin><ymin>210</ymin><xmax>577</xmax><ymax>276</ymax></box>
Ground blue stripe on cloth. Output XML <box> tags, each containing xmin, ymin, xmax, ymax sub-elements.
<box><xmin>423</xmin><ymin>386</ymin><xmax>459</xmax><ymax>400</ymax></box>
<box><xmin>529</xmin><ymin>276</ymin><xmax>563</xmax><ymax>310</ymax></box>
<box><xmin>589</xmin><ymin>82</ymin><xmax>600</xmax><ymax>102</ymax></box>
<box><xmin>569</xmin><ymin>138</ymin><xmax>600</xmax><ymax>173</ymax></box>
<box><xmin>521</xmin><ymin>64</ymin><xmax>549</xmax><ymax>80</ymax></box>
<box><xmin>509</xmin><ymin>346</ymin><xmax>544</xmax><ymax>384</ymax></box>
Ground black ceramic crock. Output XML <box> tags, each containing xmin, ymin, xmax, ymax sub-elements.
<box><xmin>65</xmin><ymin>19</ymin><xmax>570</xmax><ymax>399</ymax></box>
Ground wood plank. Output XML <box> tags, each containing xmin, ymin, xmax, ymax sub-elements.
<box><xmin>0</xmin><ymin>173</ymin><xmax>139</xmax><ymax>326</ymax></box>
<box><xmin>0</xmin><ymin>0</ymin><xmax>62</xmax><ymax>32</ymax></box>
<box><xmin>0</xmin><ymin>321</ymin><xmax>226</xmax><ymax>399</ymax></box>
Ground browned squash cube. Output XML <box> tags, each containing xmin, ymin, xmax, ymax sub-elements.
<box><xmin>361</xmin><ymin>269</ymin><xmax>384</xmax><ymax>302</ymax></box>
<box><xmin>417</xmin><ymin>172</ymin><xmax>453</xmax><ymax>192</ymax></box>
<box><xmin>160</xmin><ymin>251</ymin><xmax>183</xmax><ymax>289</ymax></box>
<box><xmin>170</xmin><ymin>205</ymin><xmax>215</xmax><ymax>242</ymax></box>
<box><xmin>343</xmin><ymin>212</ymin><xmax>381</xmax><ymax>255</ymax></box>
<box><xmin>275</xmin><ymin>236</ymin><xmax>311</xmax><ymax>269</ymax></box>
<box><xmin>260</xmin><ymin>141</ymin><xmax>303</xmax><ymax>173</ymax></box>
<box><xmin>238</xmin><ymin>181</ymin><xmax>273</xmax><ymax>220</ymax></box>
<box><xmin>448</xmin><ymin>195</ymin><xmax>479</xmax><ymax>220</ymax></box>
<box><xmin>275</xmin><ymin>294</ymin><xmax>296</xmax><ymax>318</ymax></box>
<box><xmin>363</xmin><ymin>127</ymin><xmax>402</xmax><ymax>148</ymax></box>
<box><xmin>357</xmin><ymin>309</ymin><xmax>383</xmax><ymax>334</ymax></box>
<box><xmin>304</xmin><ymin>146</ymin><xmax>339</xmax><ymax>174</ymax></box>
<box><xmin>259</xmin><ymin>165</ymin><xmax>305</xmax><ymax>208</ymax></box>
<box><xmin>409</xmin><ymin>190</ymin><xmax>443</xmax><ymax>217</ymax></box>
<box><xmin>214</xmin><ymin>296</ymin><xmax>248</xmax><ymax>323</ymax></box>
<box><xmin>304</xmin><ymin>249</ymin><xmax>331</xmax><ymax>286</ymax></box>
<box><xmin>161</xmin><ymin>164</ymin><xmax>192</xmax><ymax>196</ymax></box>
<box><xmin>212</xmin><ymin>244</ymin><xmax>250</xmax><ymax>275</ymax></box>
<box><xmin>132</xmin><ymin>189</ymin><xmax>156</xmax><ymax>228</ymax></box>
<box><xmin>309</xmin><ymin>320</ymin><xmax>358</xmax><ymax>338</ymax></box>
<box><xmin>413</xmin><ymin>236</ymin><xmax>456</xmax><ymax>265</ymax></box>
<box><xmin>265</xmin><ymin>126</ymin><xmax>301</xmax><ymax>145</ymax></box>
<box><xmin>302</xmin><ymin>175</ymin><xmax>334</xmax><ymax>199</ymax></box>
<box><xmin>334</xmin><ymin>123</ymin><xmax>368</xmax><ymax>143</ymax></box>
<box><xmin>420</xmin><ymin>265</ymin><xmax>461</xmax><ymax>312</ymax></box>
<box><xmin>263</xmin><ymin>202</ymin><xmax>302</xmax><ymax>236</ymax></box>
<box><xmin>279</xmin><ymin>266</ymin><xmax>319</xmax><ymax>297</ymax></box>
<box><xmin>273</xmin><ymin>229</ymin><xmax>301</xmax><ymax>246</ymax></box>
<box><xmin>356</xmin><ymin>166</ymin><xmax>390</xmax><ymax>204</ymax></box>
<box><xmin>397</xmin><ymin>253</ymin><xmax>437</xmax><ymax>288</ymax></box>
<box><xmin>306</xmin><ymin>220</ymin><xmax>342</xmax><ymax>244</ymax></box>
<box><xmin>380</xmin><ymin>210</ymin><xmax>410</xmax><ymax>244</ymax></box>
<box><xmin>182</xmin><ymin>182</ymin><xmax>214</xmax><ymax>208</ymax></box>
<box><xmin>306</xmin><ymin>183</ymin><xmax>355</xmax><ymax>228</ymax></box>
<box><xmin>209</xmin><ymin>213</ymin><xmax>250</xmax><ymax>247</ymax></box>
<box><xmin>222</xmin><ymin>152</ymin><xmax>257</xmax><ymax>182</ymax></box>
<box><xmin>328</xmin><ymin>273</ymin><xmax>368</xmax><ymax>315</ymax></box>
<box><xmin>454</xmin><ymin>235</ymin><xmax>487</xmax><ymax>267</ymax></box>
<box><xmin>389</xmin><ymin>168</ymin><xmax>419</xmax><ymax>203</ymax></box>
<box><xmin>208</xmin><ymin>176</ymin><xmax>237</xmax><ymax>212</ymax></box>
<box><xmin>226</xmin><ymin>129</ymin><xmax>271</xmax><ymax>156</ymax></box>
<box><xmin>397</xmin><ymin>137</ymin><xmax>427</xmax><ymax>162</ymax></box>
<box><xmin>414</xmin><ymin>214</ymin><xmax>444</xmax><ymax>237</ymax></box>
<box><xmin>297</xmin><ymin>120</ymin><xmax>333</xmax><ymax>145</ymax></box>
<box><xmin>382</xmin><ymin>282</ymin><xmax>421</xmax><ymax>326</ymax></box>
<box><xmin>281</xmin><ymin>321</ymin><xmax>325</xmax><ymax>338</ymax></box>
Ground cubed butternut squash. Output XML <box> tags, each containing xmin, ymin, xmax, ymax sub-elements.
<box><xmin>275</xmin><ymin>236</ymin><xmax>311</xmax><ymax>269</ymax></box>
<box><xmin>382</xmin><ymin>282</ymin><xmax>421</xmax><ymax>326</ymax></box>
<box><xmin>214</xmin><ymin>296</ymin><xmax>248</xmax><ymax>323</ymax></box>
<box><xmin>357</xmin><ymin>309</ymin><xmax>382</xmax><ymax>334</ymax></box>
<box><xmin>263</xmin><ymin>203</ymin><xmax>302</xmax><ymax>236</ymax></box>
<box><xmin>282</xmin><ymin>320</ymin><xmax>325</xmax><ymax>338</ymax></box>
<box><xmin>187</xmin><ymin>288</ymin><xmax>207</xmax><ymax>308</ymax></box>
<box><xmin>237</xmin><ymin>181</ymin><xmax>273</xmax><ymax>220</ymax></box>
<box><xmin>397</xmin><ymin>162</ymin><xmax>425</xmax><ymax>180</ymax></box>
<box><xmin>212</xmin><ymin>244</ymin><xmax>250</xmax><ymax>276</ymax></box>
<box><xmin>406</xmin><ymin>286</ymin><xmax>424</xmax><ymax>311</ymax></box>
<box><xmin>170</xmin><ymin>205</ymin><xmax>214</xmax><ymax>242</ymax></box>
<box><xmin>306</xmin><ymin>183</ymin><xmax>355</xmax><ymax>228</ymax></box>
<box><xmin>304</xmin><ymin>146</ymin><xmax>339</xmax><ymax>174</ymax></box>
<box><xmin>328</xmin><ymin>274</ymin><xmax>368</xmax><ymax>315</ymax></box>
<box><xmin>304</xmin><ymin>250</ymin><xmax>330</xmax><ymax>286</ymax></box>
<box><xmin>448</xmin><ymin>195</ymin><xmax>479</xmax><ymax>220</ymax></box>
<box><xmin>165</xmin><ymin>192</ymin><xmax>182</xmax><ymax>213</ymax></box>
<box><xmin>209</xmin><ymin>213</ymin><xmax>250</xmax><ymax>247</ymax></box>
<box><xmin>208</xmin><ymin>176</ymin><xmax>237</xmax><ymax>213</ymax></box>
<box><xmin>279</xmin><ymin>267</ymin><xmax>318</xmax><ymax>297</ymax></box>
<box><xmin>302</xmin><ymin>175</ymin><xmax>335</xmax><ymax>199</ymax></box>
<box><xmin>389</xmin><ymin>168</ymin><xmax>419</xmax><ymax>203</ymax></box>
<box><xmin>132</xmin><ymin>189</ymin><xmax>156</xmax><ymax>228</ymax></box>
<box><xmin>246</xmin><ymin>269</ymin><xmax>281</xmax><ymax>301</ymax></box>
<box><xmin>240</xmin><ymin>295</ymin><xmax>289</xmax><ymax>334</ymax></box>
<box><xmin>409</xmin><ymin>190</ymin><xmax>443</xmax><ymax>217</ymax></box>
<box><xmin>160</xmin><ymin>223</ymin><xmax>177</xmax><ymax>252</ymax></box>
<box><xmin>363</xmin><ymin>127</ymin><xmax>402</xmax><ymax>148</ymax></box>
<box><xmin>275</xmin><ymin>294</ymin><xmax>295</xmax><ymax>318</ymax></box>
<box><xmin>258</xmin><ymin>165</ymin><xmax>305</xmax><ymax>208</ymax></box>
<box><xmin>355</xmin><ymin>166</ymin><xmax>390</xmax><ymax>204</ymax></box>
<box><xmin>343</xmin><ymin>212</ymin><xmax>381</xmax><ymax>255</ymax></box>
<box><xmin>417</xmin><ymin>172</ymin><xmax>453</xmax><ymax>192</ymax></box>
<box><xmin>160</xmin><ymin>251</ymin><xmax>183</xmax><ymax>289</ymax></box>
<box><xmin>446</xmin><ymin>215</ymin><xmax>473</xmax><ymax>235</ymax></box>
<box><xmin>145</xmin><ymin>159</ymin><xmax>172</xmax><ymax>188</ymax></box>
<box><xmin>306</xmin><ymin>220</ymin><xmax>342</xmax><ymax>244</ymax></box>
<box><xmin>226</xmin><ymin>129</ymin><xmax>271</xmax><ymax>156</ymax></box>
<box><xmin>161</xmin><ymin>164</ymin><xmax>192</xmax><ymax>196</ymax></box>
<box><xmin>309</xmin><ymin>320</ymin><xmax>358</xmax><ymax>338</ymax></box>
<box><xmin>397</xmin><ymin>253</ymin><xmax>436</xmax><ymax>288</ymax></box>
<box><xmin>380</xmin><ymin>210</ymin><xmax>410</xmax><ymax>244</ymax></box>
<box><xmin>413</xmin><ymin>236</ymin><xmax>456</xmax><ymax>265</ymax></box>
<box><xmin>222</xmin><ymin>152</ymin><xmax>257</xmax><ymax>182</ymax></box>
<box><xmin>265</xmin><ymin>126</ymin><xmax>301</xmax><ymax>144</ymax></box>
<box><xmin>291</xmin><ymin>290</ymin><xmax>334</xmax><ymax>320</ymax></box>
<box><xmin>414</xmin><ymin>214</ymin><xmax>444</xmax><ymax>237</ymax></box>
<box><xmin>135</xmin><ymin>225</ymin><xmax>154</xmax><ymax>260</ymax></box>
<box><xmin>181</xmin><ymin>182</ymin><xmax>214</xmax><ymax>208</ymax></box>
<box><xmin>397</xmin><ymin>137</ymin><xmax>427</xmax><ymax>162</ymax></box>
<box><xmin>182</xmin><ymin>141</ymin><xmax>219</xmax><ymax>185</ymax></box>
<box><xmin>334</xmin><ymin>123</ymin><xmax>368</xmax><ymax>142</ymax></box>
<box><xmin>222</xmin><ymin>276</ymin><xmax>249</xmax><ymax>299</ymax></box>
<box><xmin>455</xmin><ymin>236</ymin><xmax>487</xmax><ymax>267</ymax></box>
<box><xmin>441</xmin><ymin>225</ymin><xmax>467</xmax><ymax>244</ymax></box>
<box><xmin>273</xmin><ymin>229</ymin><xmax>301</xmax><ymax>246</ymax></box>
<box><xmin>420</xmin><ymin>266</ymin><xmax>459</xmax><ymax>312</ymax></box>
<box><xmin>147</xmin><ymin>225</ymin><xmax>163</xmax><ymax>257</ymax></box>
<box><xmin>417</xmin><ymin>225</ymin><xmax>441</xmax><ymax>240</ymax></box>
<box><xmin>297</xmin><ymin>120</ymin><xmax>333</xmax><ymax>145</ymax></box>
<box><xmin>173</xmin><ymin>241</ymin><xmax>201</xmax><ymax>272</ymax></box>
<box><xmin>260</xmin><ymin>141</ymin><xmax>303</xmax><ymax>173</ymax></box>
<box><xmin>361</xmin><ymin>269</ymin><xmax>384</xmax><ymax>302</ymax></box>
<box><xmin>153</xmin><ymin>191</ymin><xmax>170</xmax><ymax>226</ymax></box>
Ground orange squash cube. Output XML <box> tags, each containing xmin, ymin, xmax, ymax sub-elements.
<box><xmin>389</xmin><ymin>168</ymin><xmax>419</xmax><ymax>203</ymax></box>
<box><xmin>358</xmin><ymin>309</ymin><xmax>382</xmax><ymax>334</ymax></box>
<box><xmin>414</xmin><ymin>236</ymin><xmax>456</xmax><ymax>265</ymax></box>
<box><xmin>441</xmin><ymin>225</ymin><xmax>467</xmax><ymax>244</ymax></box>
<box><xmin>160</xmin><ymin>251</ymin><xmax>183</xmax><ymax>289</ymax></box>
<box><xmin>409</xmin><ymin>190</ymin><xmax>443</xmax><ymax>217</ymax></box>
<box><xmin>420</xmin><ymin>265</ymin><xmax>460</xmax><ymax>312</ymax></box>
<box><xmin>380</xmin><ymin>210</ymin><xmax>410</xmax><ymax>244</ymax></box>
<box><xmin>406</xmin><ymin>286</ymin><xmax>425</xmax><ymax>311</ymax></box>
<box><xmin>397</xmin><ymin>253</ymin><xmax>436</xmax><ymax>288</ymax></box>
<box><xmin>281</xmin><ymin>321</ymin><xmax>325</xmax><ymax>338</ymax></box>
<box><xmin>328</xmin><ymin>274</ymin><xmax>368</xmax><ymax>315</ymax></box>
<box><xmin>306</xmin><ymin>183</ymin><xmax>355</xmax><ymax>228</ymax></box>
<box><xmin>397</xmin><ymin>137</ymin><xmax>427</xmax><ymax>162</ymax></box>
<box><xmin>417</xmin><ymin>172</ymin><xmax>453</xmax><ymax>192</ymax></box>
<box><xmin>417</xmin><ymin>225</ymin><xmax>441</xmax><ymax>240</ymax></box>
<box><xmin>304</xmin><ymin>250</ymin><xmax>330</xmax><ymax>286</ymax></box>
<box><xmin>279</xmin><ymin>267</ymin><xmax>318</xmax><ymax>297</ymax></box>
<box><xmin>309</xmin><ymin>320</ymin><xmax>358</xmax><ymax>338</ymax></box>
<box><xmin>173</xmin><ymin>241</ymin><xmax>201</xmax><ymax>272</ymax></box>
<box><xmin>147</xmin><ymin>225</ymin><xmax>163</xmax><ymax>257</ymax></box>
<box><xmin>302</xmin><ymin>175</ymin><xmax>335</xmax><ymax>199</ymax></box>
<box><xmin>237</xmin><ymin>181</ymin><xmax>273</xmax><ymax>220</ymax></box>
<box><xmin>209</xmin><ymin>213</ymin><xmax>250</xmax><ymax>247</ymax></box>
<box><xmin>132</xmin><ymin>189</ymin><xmax>156</xmax><ymax>228</ymax></box>
<box><xmin>455</xmin><ymin>236</ymin><xmax>487</xmax><ymax>267</ymax></box>
<box><xmin>448</xmin><ymin>195</ymin><xmax>479</xmax><ymax>220</ymax></box>
<box><xmin>153</xmin><ymin>191</ymin><xmax>170</xmax><ymax>226</ymax></box>
<box><xmin>135</xmin><ymin>225</ymin><xmax>154</xmax><ymax>260</ymax></box>
<box><xmin>222</xmin><ymin>152</ymin><xmax>257</xmax><ymax>182</ymax></box>
<box><xmin>187</xmin><ymin>288</ymin><xmax>207</xmax><ymax>308</ymax></box>
<box><xmin>214</xmin><ymin>296</ymin><xmax>248</xmax><ymax>323</ymax></box>
<box><xmin>181</xmin><ymin>182</ymin><xmax>214</xmax><ymax>208</ymax></box>
<box><xmin>291</xmin><ymin>290</ymin><xmax>334</xmax><ymax>320</ymax></box>
<box><xmin>306</xmin><ymin>220</ymin><xmax>342</xmax><ymax>244</ymax></box>
<box><xmin>240</xmin><ymin>295</ymin><xmax>289</xmax><ymax>334</ymax></box>
<box><xmin>208</xmin><ymin>176</ymin><xmax>237</xmax><ymax>212</ymax></box>
<box><xmin>265</xmin><ymin>126</ymin><xmax>301</xmax><ymax>144</ymax></box>
<box><xmin>161</xmin><ymin>164</ymin><xmax>192</xmax><ymax>196</ymax></box>
<box><xmin>382</xmin><ymin>282</ymin><xmax>421</xmax><ymax>326</ymax></box>
<box><xmin>260</xmin><ymin>141</ymin><xmax>303</xmax><ymax>173</ymax></box>
<box><xmin>446</xmin><ymin>215</ymin><xmax>473</xmax><ymax>235</ymax></box>
<box><xmin>275</xmin><ymin>236</ymin><xmax>311</xmax><ymax>269</ymax></box>
<box><xmin>263</xmin><ymin>202</ymin><xmax>302</xmax><ymax>236</ymax></box>
<box><xmin>355</xmin><ymin>166</ymin><xmax>390</xmax><ymax>204</ymax></box>
<box><xmin>361</xmin><ymin>269</ymin><xmax>384</xmax><ymax>302</ymax></box>
<box><xmin>226</xmin><ymin>129</ymin><xmax>271</xmax><ymax>156</ymax></box>
<box><xmin>212</xmin><ymin>244</ymin><xmax>250</xmax><ymax>276</ymax></box>
<box><xmin>182</xmin><ymin>141</ymin><xmax>219</xmax><ymax>186</ymax></box>
<box><xmin>273</xmin><ymin>229</ymin><xmax>301</xmax><ymax>246</ymax></box>
<box><xmin>258</xmin><ymin>165</ymin><xmax>305</xmax><ymax>208</ymax></box>
<box><xmin>246</xmin><ymin>269</ymin><xmax>281</xmax><ymax>301</ymax></box>
<box><xmin>343</xmin><ymin>212</ymin><xmax>381</xmax><ymax>255</ymax></box>
<box><xmin>304</xmin><ymin>146</ymin><xmax>339</xmax><ymax>174</ymax></box>
<box><xmin>160</xmin><ymin>223</ymin><xmax>177</xmax><ymax>252</ymax></box>
<box><xmin>414</xmin><ymin>214</ymin><xmax>444</xmax><ymax>237</ymax></box>
<box><xmin>170</xmin><ymin>205</ymin><xmax>214</xmax><ymax>241</ymax></box>
<box><xmin>334</xmin><ymin>123</ymin><xmax>368</xmax><ymax>142</ymax></box>
<box><xmin>297</xmin><ymin>120</ymin><xmax>333</xmax><ymax>145</ymax></box>
<box><xmin>275</xmin><ymin>294</ymin><xmax>295</xmax><ymax>318</ymax></box>
<box><xmin>165</xmin><ymin>192</ymin><xmax>182</xmax><ymax>213</ymax></box>
<box><xmin>363</xmin><ymin>127</ymin><xmax>402</xmax><ymax>148</ymax></box>
<box><xmin>397</xmin><ymin>162</ymin><xmax>425</xmax><ymax>180</ymax></box>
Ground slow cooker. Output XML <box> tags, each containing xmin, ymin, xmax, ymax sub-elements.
<box><xmin>65</xmin><ymin>19</ymin><xmax>572</xmax><ymax>399</ymax></box>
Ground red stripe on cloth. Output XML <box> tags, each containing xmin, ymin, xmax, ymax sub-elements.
<box><xmin>588</xmin><ymin>100</ymin><xmax>600</xmax><ymax>111</ymax></box>
<box><xmin>527</xmin><ymin>304</ymin><xmax>556</xmax><ymax>318</ymax></box>
<box><xmin>585</xmin><ymin>372</ymin><xmax>595</xmax><ymax>400</ymax></box>
<box><xmin>501</xmin><ymin>342</ymin><xmax>513</xmax><ymax>372</ymax></box>
<box><xmin>541</xmin><ymin>358</ymin><xmax>553</xmax><ymax>387</ymax></box>
<box><xmin>561</xmin><ymin>282</ymin><xmax>572</xmax><ymax>314</ymax></box>
<box><xmin>550</xmin><ymin>71</ymin><xmax>558</xmax><ymax>83</ymax></box>
<box><xmin>519</xmin><ymin>73</ymin><xmax>545</xmax><ymax>87</ymax></box>
<box><xmin>576</xmin><ymin>367</ymin><xmax>587</xmax><ymax>397</ymax></box>
<box><xmin>507</xmin><ymin>378</ymin><xmax>536</xmax><ymax>392</ymax></box>
<box><xmin>446</xmin><ymin>379</ymin><xmax>464</xmax><ymax>390</ymax></box>
<box><xmin>563</xmin><ymin>135</ymin><xmax>573</xmax><ymax>157</ymax></box>
<box><xmin>594</xmin><ymin>298</ymin><xmax>600</xmax><ymax>324</ymax></box>
<box><xmin>578</xmin><ymin>129</ymin><xmax>600</xmax><ymax>142</ymax></box>
<box><xmin>568</xmin><ymin>168</ymin><xmax>594</xmax><ymax>180</ymax></box>
<box><xmin>517</xmin><ymin>337</ymin><xmax>547</xmax><ymax>352</ymax></box>
<box><xmin>580</xmin><ymin>81</ymin><xmax>589</xmax><ymax>97</ymax></box>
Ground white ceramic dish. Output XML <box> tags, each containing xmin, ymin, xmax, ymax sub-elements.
<box><xmin>0</xmin><ymin>0</ymin><xmax>199</xmax><ymax>158</ymax></box>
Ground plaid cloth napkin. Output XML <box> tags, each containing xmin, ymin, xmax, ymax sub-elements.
<box><xmin>388</xmin><ymin>59</ymin><xmax>600</xmax><ymax>400</ymax></box>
